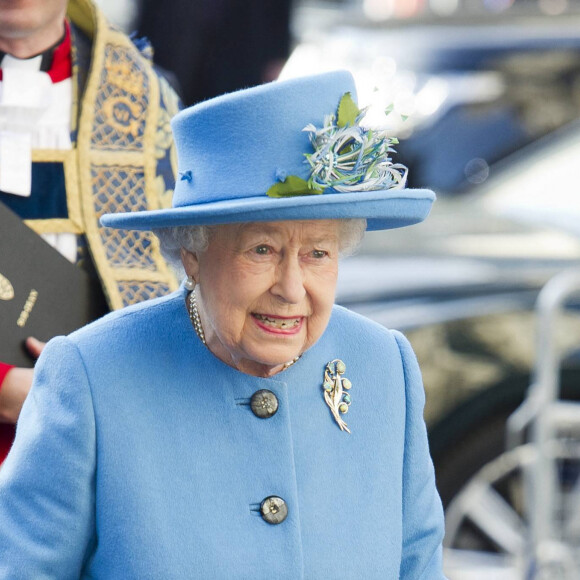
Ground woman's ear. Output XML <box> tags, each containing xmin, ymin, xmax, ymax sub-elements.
<box><xmin>180</xmin><ymin>248</ymin><xmax>200</xmax><ymax>282</ymax></box>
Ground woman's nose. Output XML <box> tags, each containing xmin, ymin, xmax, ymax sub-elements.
<box><xmin>271</xmin><ymin>256</ymin><xmax>306</xmax><ymax>304</ymax></box>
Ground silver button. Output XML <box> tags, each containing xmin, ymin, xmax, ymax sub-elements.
<box><xmin>260</xmin><ymin>496</ymin><xmax>288</xmax><ymax>525</ymax></box>
<box><xmin>250</xmin><ymin>389</ymin><xmax>279</xmax><ymax>419</ymax></box>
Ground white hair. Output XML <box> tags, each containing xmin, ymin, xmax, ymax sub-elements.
<box><xmin>154</xmin><ymin>219</ymin><xmax>367</xmax><ymax>278</ymax></box>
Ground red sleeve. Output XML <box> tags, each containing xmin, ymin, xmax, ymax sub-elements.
<box><xmin>0</xmin><ymin>362</ymin><xmax>14</xmax><ymax>389</ymax></box>
<box><xmin>0</xmin><ymin>363</ymin><xmax>16</xmax><ymax>463</ymax></box>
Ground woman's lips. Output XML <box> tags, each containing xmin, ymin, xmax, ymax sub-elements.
<box><xmin>252</xmin><ymin>313</ymin><xmax>303</xmax><ymax>334</ymax></box>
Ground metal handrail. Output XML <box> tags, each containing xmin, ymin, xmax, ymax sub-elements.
<box><xmin>516</xmin><ymin>268</ymin><xmax>580</xmax><ymax>577</ymax></box>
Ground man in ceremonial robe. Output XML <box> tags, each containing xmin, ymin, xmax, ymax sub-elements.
<box><xmin>0</xmin><ymin>0</ymin><xmax>180</xmax><ymax>463</ymax></box>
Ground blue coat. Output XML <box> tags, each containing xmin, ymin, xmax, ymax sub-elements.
<box><xmin>0</xmin><ymin>289</ymin><xmax>446</xmax><ymax>579</ymax></box>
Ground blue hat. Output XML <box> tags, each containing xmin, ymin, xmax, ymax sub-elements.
<box><xmin>100</xmin><ymin>70</ymin><xmax>435</xmax><ymax>232</ymax></box>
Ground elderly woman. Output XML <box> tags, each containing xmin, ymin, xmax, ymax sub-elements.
<box><xmin>0</xmin><ymin>71</ymin><xmax>445</xmax><ymax>578</ymax></box>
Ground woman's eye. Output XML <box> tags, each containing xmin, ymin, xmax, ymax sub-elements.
<box><xmin>312</xmin><ymin>249</ymin><xmax>328</xmax><ymax>259</ymax></box>
<box><xmin>254</xmin><ymin>245</ymin><xmax>270</xmax><ymax>255</ymax></box>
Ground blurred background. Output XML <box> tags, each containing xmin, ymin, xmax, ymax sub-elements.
<box><xmin>97</xmin><ymin>1</ymin><xmax>580</xmax><ymax>576</ymax></box>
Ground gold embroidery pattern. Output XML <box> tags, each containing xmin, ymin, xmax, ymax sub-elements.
<box><xmin>117</xmin><ymin>281</ymin><xmax>172</xmax><ymax>304</ymax></box>
<box><xmin>24</xmin><ymin>150</ymin><xmax>84</xmax><ymax>235</ymax></box>
<box><xmin>92</xmin><ymin>45</ymin><xmax>148</xmax><ymax>151</ymax></box>
<box><xmin>72</xmin><ymin>1</ymin><xmax>178</xmax><ymax>310</ymax></box>
<box><xmin>92</xmin><ymin>165</ymin><xmax>158</xmax><ymax>271</ymax></box>
<box><xmin>155</xmin><ymin>78</ymin><xmax>175</xmax><ymax>160</ymax></box>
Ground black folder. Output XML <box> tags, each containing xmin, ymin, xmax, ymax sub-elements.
<box><xmin>0</xmin><ymin>202</ymin><xmax>108</xmax><ymax>367</ymax></box>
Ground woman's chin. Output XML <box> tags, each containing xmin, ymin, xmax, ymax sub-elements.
<box><xmin>238</xmin><ymin>345</ymin><xmax>303</xmax><ymax>376</ymax></box>
<box><xmin>247</xmin><ymin>326</ymin><xmax>305</xmax><ymax>359</ymax></box>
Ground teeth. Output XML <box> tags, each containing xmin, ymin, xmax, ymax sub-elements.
<box><xmin>255</xmin><ymin>314</ymin><xmax>301</xmax><ymax>329</ymax></box>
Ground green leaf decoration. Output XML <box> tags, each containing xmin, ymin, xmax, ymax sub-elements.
<box><xmin>266</xmin><ymin>175</ymin><xmax>323</xmax><ymax>198</ymax></box>
<box><xmin>337</xmin><ymin>92</ymin><xmax>360</xmax><ymax>128</ymax></box>
<box><xmin>384</xmin><ymin>103</ymin><xmax>394</xmax><ymax>116</ymax></box>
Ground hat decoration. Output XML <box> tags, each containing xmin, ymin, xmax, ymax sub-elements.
<box><xmin>266</xmin><ymin>92</ymin><xmax>407</xmax><ymax>198</ymax></box>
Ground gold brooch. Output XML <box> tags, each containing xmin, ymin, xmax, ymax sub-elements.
<box><xmin>322</xmin><ymin>359</ymin><xmax>352</xmax><ymax>433</ymax></box>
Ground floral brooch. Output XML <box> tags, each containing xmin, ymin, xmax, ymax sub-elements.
<box><xmin>322</xmin><ymin>359</ymin><xmax>352</xmax><ymax>433</ymax></box>
<box><xmin>266</xmin><ymin>92</ymin><xmax>407</xmax><ymax>198</ymax></box>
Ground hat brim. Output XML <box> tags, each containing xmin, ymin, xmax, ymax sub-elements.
<box><xmin>100</xmin><ymin>188</ymin><xmax>435</xmax><ymax>232</ymax></box>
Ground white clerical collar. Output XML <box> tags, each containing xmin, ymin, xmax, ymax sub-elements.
<box><xmin>0</xmin><ymin>53</ymin><xmax>71</xmax><ymax>197</ymax></box>
<box><xmin>0</xmin><ymin>53</ymin><xmax>44</xmax><ymax>72</ymax></box>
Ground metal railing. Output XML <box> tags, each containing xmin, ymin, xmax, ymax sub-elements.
<box><xmin>445</xmin><ymin>268</ymin><xmax>580</xmax><ymax>579</ymax></box>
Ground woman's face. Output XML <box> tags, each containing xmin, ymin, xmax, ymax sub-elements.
<box><xmin>182</xmin><ymin>220</ymin><xmax>341</xmax><ymax>377</ymax></box>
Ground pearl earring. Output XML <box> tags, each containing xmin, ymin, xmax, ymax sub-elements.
<box><xmin>184</xmin><ymin>275</ymin><xmax>196</xmax><ymax>291</ymax></box>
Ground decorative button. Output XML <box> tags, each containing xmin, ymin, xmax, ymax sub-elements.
<box><xmin>250</xmin><ymin>389</ymin><xmax>279</xmax><ymax>419</ymax></box>
<box><xmin>260</xmin><ymin>496</ymin><xmax>288</xmax><ymax>525</ymax></box>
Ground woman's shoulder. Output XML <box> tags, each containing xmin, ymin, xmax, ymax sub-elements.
<box><xmin>328</xmin><ymin>304</ymin><xmax>413</xmax><ymax>358</ymax></box>
<box><xmin>67</xmin><ymin>289</ymin><xmax>186</xmax><ymax>347</ymax></box>
<box><xmin>325</xmin><ymin>304</ymin><xmax>394</xmax><ymax>350</ymax></box>
<box><xmin>329</xmin><ymin>304</ymin><xmax>396</xmax><ymax>339</ymax></box>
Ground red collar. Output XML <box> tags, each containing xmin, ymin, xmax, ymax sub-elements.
<box><xmin>0</xmin><ymin>20</ymin><xmax>72</xmax><ymax>83</ymax></box>
<box><xmin>48</xmin><ymin>20</ymin><xmax>72</xmax><ymax>83</ymax></box>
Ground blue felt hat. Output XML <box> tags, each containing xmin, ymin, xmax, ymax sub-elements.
<box><xmin>100</xmin><ymin>70</ymin><xmax>435</xmax><ymax>232</ymax></box>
